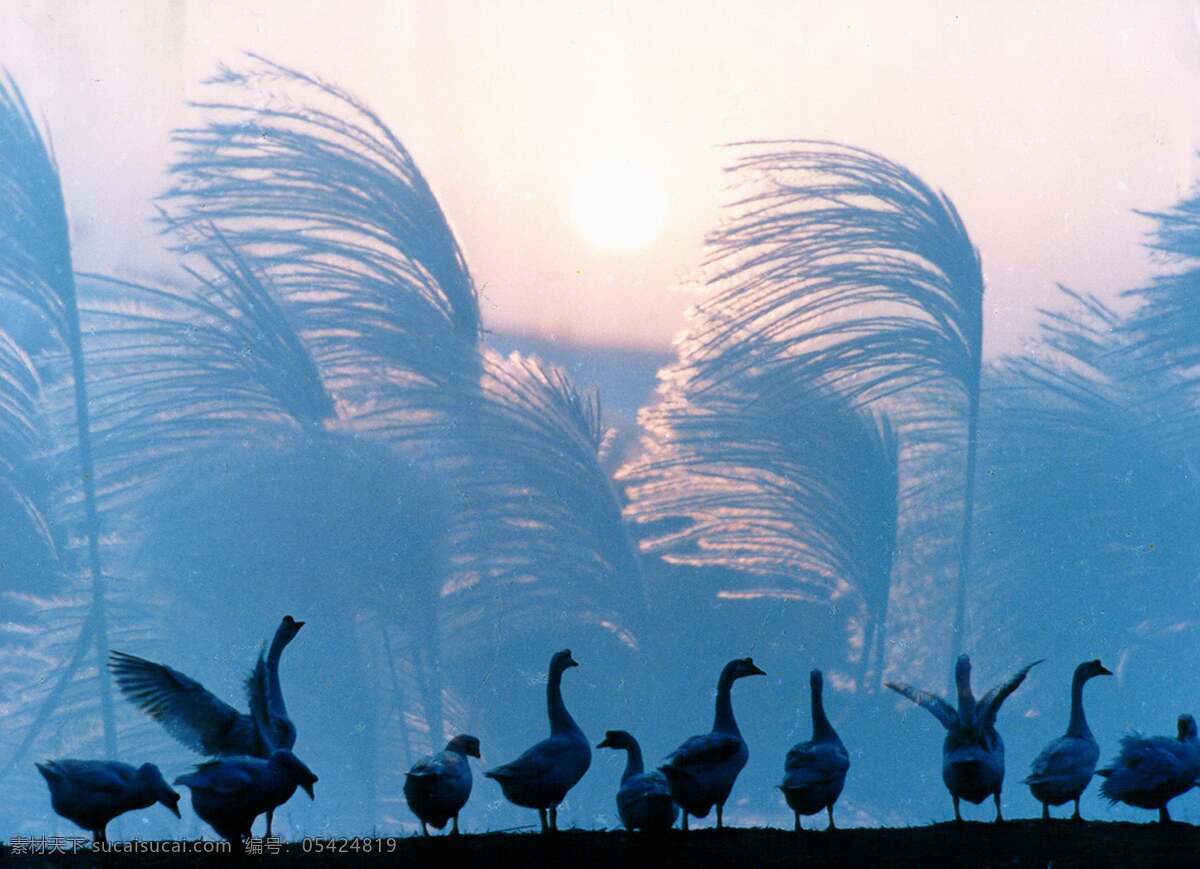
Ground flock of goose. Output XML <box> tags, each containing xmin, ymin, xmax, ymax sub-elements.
<box><xmin>31</xmin><ymin>617</ymin><xmax>1200</xmax><ymax>843</ymax></box>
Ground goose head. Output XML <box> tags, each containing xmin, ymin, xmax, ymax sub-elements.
<box><xmin>550</xmin><ymin>649</ymin><xmax>580</xmax><ymax>676</ymax></box>
<box><xmin>1178</xmin><ymin>714</ymin><xmax>1198</xmax><ymax>743</ymax></box>
<box><xmin>270</xmin><ymin>749</ymin><xmax>319</xmax><ymax>799</ymax></box>
<box><xmin>278</xmin><ymin>614</ymin><xmax>306</xmax><ymax>643</ymax></box>
<box><xmin>724</xmin><ymin>657</ymin><xmax>767</xmax><ymax>682</ymax></box>
<box><xmin>596</xmin><ymin>729</ymin><xmax>635</xmax><ymax>751</ymax></box>
<box><xmin>137</xmin><ymin>763</ymin><xmax>182</xmax><ymax>818</ymax></box>
<box><xmin>1076</xmin><ymin>659</ymin><xmax>1113</xmax><ymax>681</ymax></box>
<box><xmin>446</xmin><ymin>734</ymin><xmax>481</xmax><ymax>758</ymax></box>
<box><xmin>810</xmin><ymin>669</ymin><xmax>824</xmax><ymax>690</ymax></box>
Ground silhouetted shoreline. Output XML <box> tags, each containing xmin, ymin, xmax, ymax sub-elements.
<box><xmin>5</xmin><ymin>822</ymin><xmax>1200</xmax><ymax>867</ymax></box>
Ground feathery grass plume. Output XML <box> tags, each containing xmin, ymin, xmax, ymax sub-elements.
<box><xmin>444</xmin><ymin>349</ymin><xmax>646</xmax><ymax>658</ymax></box>
<box><xmin>681</xmin><ymin>141</ymin><xmax>983</xmax><ymax>678</ymax></box>
<box><xmin>621</xmin><ymin>370</ymin><xmax>899</xmax><ymax>686</ymax></box>
<box><xmin>0</xmin><ymin>327</ymin><xmax>56</xmax><ymax>593</ymax></box>
<box><xmin>159</xmin><ymin>54</ymin><xmax>480</xmax><ymax>395</ymax></box>
<box><xmin>972</xmin><ymin>288</ymin><xmax>1200</xmax><ymax>682</ymax></box>
<box><xmin>0</xmin><ymin>72</ymin><xmax>117</xmax><ymax>758</ymax></box>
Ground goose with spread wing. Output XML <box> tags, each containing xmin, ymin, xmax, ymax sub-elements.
<box><xmin>1098</xmin><ymin>713</ymin><xmax>1200</xmax><ymax>824</ymax></box>
<box><xmin>660</xmin><ymin>657</ymin><xmax>765</xmax><ymax>830</ymax></box>
<box><xmin>36</xmin><ymin>759</ymin><xmax>181</xmax><ymax>843</ymax></box>
<box><xmin>780</xmin><ymin>669</ymin><xmax>849</xmax><ymax>831</ymax></box>
<box><xmin>404</xmin><ymin>734</ymin><xmax>480</xmax><ymax>835</ymax></box>
<box><xmin>1024</xmin><ymin>659</ymin><xmax>1111</xmax><ymax>820</ymax></box>
<box><xmin>109</xmin><ymin>614</ymin><xmax>304</xmax><ymax>835</ymax></box>
<box><xmin>485</xmin><ymin>650</ymin><xmax>591</xmax><ymax>832</ymax></box>
<box><xmin>597</xmin><ymin>730</ymin><xmax>678</xmax><ymax>832</ymax></box>
<box><xmin>888</xmin><ymin>655</ymin><xmax>1041</xmax><ymax>822</ymax></box>
<box><xmin>175</xmin><ymin>749</ymin><xmax>317</xmax><ymax>842</ymax></box>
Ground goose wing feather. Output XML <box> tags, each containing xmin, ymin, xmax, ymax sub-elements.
<box><xmin>885</xmin><ymin>681</ymin><xmax>957</xmax><ymax>730</ymax></box>
<box><xmin>175</xmin><ymin>759</ymin><xmax>256</xmax><ymax>796</ymax></box>
<box><xmin>976</xmin><ymin>660</ymin><xmax>1043</xmax><ymax>729</ymax></box>
<box><xmin>664</xmin><ymin>733</ymin><xmax>743</xmax><ymax>768</ymax></box>
<box><xmin>1025</xmin><ymin>736</ymin><xmax>1098</xmax><ymax>784</ymax></box>
<box><xmin>784</xmin><ymin>741</ymin><xmax>850</xmax><ymax>786</ymax></box>
<box><xmin>39</xmin><ymin>760</ymin><xmax>129</xmax><ymax>793</ymax></box>
<box><xmin>110</xmin><ymin>651</ymin><xmax>249</xmax><ymax>756</ymax></box>
<box><xmin>486</xmin><ymin>736</ymin><xmax>575</xmax><ymax>783</ymax></box>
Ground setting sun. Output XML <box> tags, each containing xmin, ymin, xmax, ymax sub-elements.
<box><xmin>570</xmin><ymin>158</ymin><xmax>668</xmax><ymax>253</ymax></box>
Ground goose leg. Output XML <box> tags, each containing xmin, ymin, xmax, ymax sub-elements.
<box><xmin>993</xmin><ymin>792</ymin><xmax>1004</xmax><ymax>824</ymax></box>
<box><xmin>827</xmin><ymin>805</ymin><xmax>836</xmax><ymax>830</ymax></box>
<box><xmin>420</xmin><ymin>821</ymin><xmax>429</xmax><ymax>837</ymax></box>
<box><xmin>681</xmin><ymin>812</ymin><xmax>689</xmax><ymax>832</ymax></box>
<box><xmin>550</xmin><ymin>806</ymin><xmax>558</xmax><ymax>831</ymax></box>
<box><xmin>538</xmin><ymin>808</ymin><xmax>548</xmax><ymax>833</ymax></box>
<box><xmin>953</xmin><ymin>796</ymin><xmax>962</xmax><ymax>823</ymax></box>
<box><xmin>794</xmin><ymin>811</ymin><xmax>801</xmax><ymax>832</ymax></box>
<box><xmin>1071</xmin><ymin>798</ymin><xmax>1082</xmax><ymax>822</ymax></box>
<box><xmin>266</xmin><ymin>809</ymin><xmax>274</xmax><ymax>839</ymax></box>
<box><xmin>1041</xmin><ymin>802</ymin><xmax>1049</xmax><ymax>821</ymax></box>
<box><xmin>452</xmin><ymin>815</ymin><xmax>460</xmax><ymax>835</ymax></box>
<box><xmin>1159</xmin><ymin>806</ymin><xmax>1171</xmax><ymax>826</ymax></box>
<box><xmin>716</xmin><ymin>803</ymin><xmax>724</xmax><ymax>829</ymax></box>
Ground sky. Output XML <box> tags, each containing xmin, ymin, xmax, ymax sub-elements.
<box><xmin>2</xmin><ymin>0</ymin><xmax>1199</xmax><ymax>355</ymax></box>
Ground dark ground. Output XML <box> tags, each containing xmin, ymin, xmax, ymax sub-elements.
<box><xmin>3</xmin><ymin>822</ymin><xmax>1200</xmax><ymax>867</ymax></box>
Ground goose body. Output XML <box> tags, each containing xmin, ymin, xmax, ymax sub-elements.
<box><xmin>1024</xmin><ymin>659</ymin><xmax>1111</xmax><ymax>820</ymax></box>
<box><xmin>888</xmin><ymin>655</ymin><xmax>1041</xmax><ymax>822</ymax></box>
<box><xmin>660</xmin><ymin>657</ymin><xmax>765</xmax><ymax>830</ymax></box>
<box><xmin>174</xmin><ymin>749</ymin><xmax>317</xmax><ymax>842</ymax></box>
<box><xmin>1098</xmin><ymin>714</ymin><xmax>1200</xmax><ymax>824</ymax></box>
<box><xmin>109</xmin><ymin>615</ymin><xmax>304</xmax><ymax>759</ymax></box>
<box><xmin>36</xmin><ymin>759</ymin><xmax>181</xmax><ymax>843</ymax></box>
<box><xmin>780</xmin><ymin>670</ymin><xmax>849</xmax><ymax>830</ymax></box>
<box><xmin>597</xmin><ymin>730</ymin><xmax>678</xmax><ymax>832</ymax></box>
<box><xmin>404</xmin><ymin>734</ymin><xmax>480</xmax><ymax>835</ymax></box>
<box><xmin>485</xmin><ymin>649</ymin><xmax>591</xmax><ymax>832</ymax></box>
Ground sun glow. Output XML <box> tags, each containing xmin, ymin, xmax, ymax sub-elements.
<box><xmin>570</xmin><ymin>159</ymin><xmax>668</xmax><ymax>253</ymax></box>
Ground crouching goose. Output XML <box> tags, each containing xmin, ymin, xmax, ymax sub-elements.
<box><xmin>780</xmin><ymin>670</ymin><xmax>849</xmax><ymax>831</ymax></box>
<box><xmin>36</xmin><ymin>759</ymin><xmax>180</xmax><ymax>843</ymax></box>
<box><xmin>597</xmin><ymin>730</ymin><xmax>678</xmax><ymax>832</ymax></box>
<box><xmin>404</xmin><ymin>734</ymin><xmax>480</xmax><ymax>835</ymax></box>
<box><xmin>174</xmin><ymin>749</ymin><xmax>317</xmax><ymax>842</ymax></box>
<box><xmin>485</xmin><ymin>650</ymin><xmax>591</xmax><ymax>832</ymax></box>
<box><xmin>1024</xmin><ymin>659</ymin><xmax>1112</xmax><ymax>820</ymax></box>
<box><xmin>661</xmin><ymin>657</ymin><xmax>765</xmax><ymax>830</ymax></box>
<box><xmin>1098</xmin><ymin>713</ymin><xmax>1200</xmax><ymax>824</ymax></box>
<box><xmin>888</xmin><ymin>655</ymin><xmax>1041</xmax><ymax>823</ymax></box>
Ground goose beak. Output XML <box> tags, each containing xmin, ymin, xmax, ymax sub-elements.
<box><xmin>566</xmin><ymin>656</ymin><xmax>579</xmax><ymax>669</ymax></box>
<box><xmin>294</xmin><ymin>620</ymin><xmax>306</xmax><ymax>630</ymax></box>
<box><xmin>1098</xmin><ymin>664</ymin><xmax>1113</xmax><ymax>676</ymax></box>
<box><xmin>302</xmin><ymin>781</ymin><xmax>315</xmax><ymax>800</ymax></box>
<box><xmin>163</xmin><ymin>797</ymin><xmax>182</xmax><ymax>818</ymax></box>
<box><xmin>749</xmin><ymin>663</ymin><xmax>767</xmax><ymax>677</ymax></box>
<box><xmin>596</xmin><ymin>738</ymin><xmax>612</xmax><ymax>749</ymax></box>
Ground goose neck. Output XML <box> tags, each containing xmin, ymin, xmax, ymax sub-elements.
<box><xmin>1066</xmin><ymin>671</ymin><xmax>1091</xmax><ymax>739</ymax></box>
<box><xmin>713</xmin><ymin>671</ymin><xmax>741</xmax><ymax>736</ymax></box>
<box><xmin>811</xmin><ymin>681</ymin><xmax>836</xmax><ymax>742</ymax></box>
<box><xmin>620</xmin><ymin>742</ymin><xmax>645</xmax><ymax>782</ymax></box>
<box><xmin>547</xmin><ymin>669</ymin><xmax>581</xmax><ymax>736</ymax></box>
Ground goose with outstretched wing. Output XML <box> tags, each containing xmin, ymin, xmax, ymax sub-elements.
<box><xmin>109</xmin><ymin>615</ymin><xmax>304</xmax><ymax>834</ymax></box>
<box><xmin>888</xmin><ymin>655</ymin><xmax>1041</xmax><ymax>823</ymax></box>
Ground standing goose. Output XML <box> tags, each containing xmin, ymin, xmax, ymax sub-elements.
<box><xmin>780</xmin><ymin>669</ymin><xmax>850</xmax><ymax>831</ymax></box>
<box><xmin>36</xmin><ymin>760</ymin><xmax>181</xmax><ymax>844</ymax></box>
<box><xmin>485</xmin><ymin>649</ymin><xmax>591</xmax><ymax>832</ymax></box>
<box><xmin>404</xmin><ymin>734</ymin><xmax>481</xmax><ymax>835</ymax></box>
<box><xmin>110</xmin><ymin>615</ymin><xmax>304</xmax><ymax>836</ymax></box>
<box><xmin>1098</xmin><ymin>713</ymin><xmax>1200</xmax><ymax>824</ymax></box>
<box><xmin>1024</xmin><ymin>659</ymin><xmax>1112</xmax><ymax>820</ymax></box>
<box><xmin>660</xmin><ymin>657</ymin><xmax>766</xmax><ymax>830</ymax></box>
<box><xmin>887</xmin><ymin>655</ymin><xmax>1041</xmax><ymax>823</ymax></box>
<box><xmin>597</xmin><ymin>730</ymin><xmax>678</xmax><ymax>832</ymax></box>
<box><xmin>174</xmin><ymin>749</ymin><xmax>317</xmax><ymax>842</ymax></box>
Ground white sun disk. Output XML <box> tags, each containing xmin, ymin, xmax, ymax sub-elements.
<box><xmin>570</xmin><ymin>159</ymin><xmax>667</xmax><ymax>253</ymax></box>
